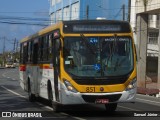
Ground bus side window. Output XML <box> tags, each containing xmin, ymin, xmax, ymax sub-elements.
<box><xmin>38</xmin><ymin>37</ymin><xmax>43</xmax><ymax>62</ymax></box>
<box><xmin>20</xmin><ymin>43</ymin><xmax>23</xmax><ymax>64</ymax></box>
<box><xmin>27</xmin><ymin>41</ymin><xmax>33</xmax><ymax>63</ymax></box>
<box><xmin>45</xmin><ymin>35</ymin><xmax>49</xmax><ymax>61</ymax></box>
<box><xmin>41</xmin><ymin>37</ymin><xmax>44</xmax><ymax>61</ymax></box>
<box><xmin>48</xmin><ymin>34</ymin><xmax>53</xmax><ymax>62</ymax></box>
<box><xmin>33</xmin><ymin>39</ymin><xmax>39</xmax><ymax>64</ymax></box>
<box><xmin>23</xmin><ymin>42</ymin><xmax>28</xmax><ymax>64</ymax></box>
<box><xmin>41</xmin><ymin>35</ymin><xmax>49</xmax><ymax>62</ymax></box>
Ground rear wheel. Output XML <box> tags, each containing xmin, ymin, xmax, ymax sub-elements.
<box><xmin>105</xmin><ymin>103</ymin><xmax>117</xmax><ymax>112</ymax></box>
<box><xmin>28</xmin><ymin>81</ymin><xmax>35</xmax><ymax>102</ymax></box>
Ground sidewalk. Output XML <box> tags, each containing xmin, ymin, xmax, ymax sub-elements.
<box><xmin>0</xmin><ymin>67</ymin><xmax>5</xmax><ymax>69</ymax></box>
<box><xmin>137</xmin><ymin>82</ymin><xmax>160</xmax><ymax>96</ymax></box>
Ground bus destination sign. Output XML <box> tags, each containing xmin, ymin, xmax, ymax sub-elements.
<box><xmin>63</xmin><ymin>20</ymin><xmax>131</xmax><ymax>33</ymax></box>
<box><xmin>73</xmin><ymin>25</ymin><xmax>121</xmax><ymax>32</ymax></box>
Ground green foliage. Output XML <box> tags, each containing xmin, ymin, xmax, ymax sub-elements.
<box><xmin>143</xmin><ymin>0</ymin><xmax>149</xmax><ymax>6</ymax></box>
<box><xmin>0</xmin><ymin>57</ymin><xmax>3</xmax><ymax>66</ymax></box>
<box><xmin>143</xmin><ymin>0</ymin><xmax>152</xmax><ymax>11</ymax></box>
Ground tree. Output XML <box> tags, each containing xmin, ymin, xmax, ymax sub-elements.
<box><xmin>143</xmin><ymin>0</ymin><xmax>151</xmax><ymax>11</ymax></box>
<box><xmin>0</xmin><ymin>57</ymin><xmax>3</xmax><ymax>66</ymax></box>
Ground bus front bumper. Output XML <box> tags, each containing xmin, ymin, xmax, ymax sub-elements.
<box><xmin>60</xmin><ymin>87</ymin><xmax>136</xmax><ymax>105</ymax></box>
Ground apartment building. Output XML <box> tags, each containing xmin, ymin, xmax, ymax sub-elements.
<box><xmin>131</xmin><ymin>0</ymin><xmax>160</xmax><ymax>91</ymax></box>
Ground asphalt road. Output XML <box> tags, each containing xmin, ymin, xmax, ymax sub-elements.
<box><xmin>0</xmin><ymin>68</ymin><xmax>160</xmax><ymax>120</ymax></box>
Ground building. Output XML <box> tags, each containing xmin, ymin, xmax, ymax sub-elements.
<box><xmin>49</xmin><ymin>0</ymin><xmax>128</xmax><ymax>24</ymax></box>
<box><xmin>130</xmin><ymin>0</ymin><xmax>160</xmax><ymax>93</ymax></box>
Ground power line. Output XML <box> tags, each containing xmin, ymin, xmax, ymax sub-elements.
<box><xmin>0</xmin><ymin>15</ymin><xmax>49</xmax><ymax>21</ymax></box>
<box><xmin>0</xmin><ymin>20</ymin><xmax>48</xmax><ymax>26</ymax></box>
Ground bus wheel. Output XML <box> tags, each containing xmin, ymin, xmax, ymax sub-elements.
<box><xmin>48</xmin><ymin>87</ymin><xmax>60</xmax><ymax>112</ymax></box>
<box><xmin>28</xmin><ymin>82</ymin><xmax>35</xmax><ymax>102</ymax></box>
<box><xmin>52</xmin><ymin>102</ymin><xmax>61</xmax><ymax>112</ymax></box>
<box><xmin>105</xmin><ymin>103</ymin><xmax>117</xmax><ymax>112</ymax></box>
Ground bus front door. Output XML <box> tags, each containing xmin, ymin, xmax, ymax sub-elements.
<box><xmin>32</xmin><ymin>41</ymin><xmax>39</xmax><ymax>96</ymax></box>
<box><xmin>53</xmin><ymin>38</ymin><xmax>60</xmax><ymax>102</ymax></box>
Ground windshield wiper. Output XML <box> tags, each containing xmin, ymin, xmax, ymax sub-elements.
<box><xmin>80</xmin><ymin>34</ymin><xmax>96</xmax><ymax>54</ymax></box>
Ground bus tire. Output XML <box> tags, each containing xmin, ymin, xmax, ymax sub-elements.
<box><xmin>48</xmin><ymin>85</ymin><xmax>60</xmax><ymax>112</ymax></box>
<box><xmin>52</xmin><ymin>101</ymin><xmax>61</xmax><ymax>112</ymax></box>
<box><xmin>105</xmin><ymin>103</ymin><xmax>117</xmax><ymax>112</ymax></box>
<box><xmin>28</xmin><ymin>80</ymin><xmax>35</xmax><ymax>102</ymax></box>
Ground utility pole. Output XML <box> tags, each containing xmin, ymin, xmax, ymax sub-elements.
<box><xmin>13</xmin><ymin>38</ymin><xmax>16</xmax><ymax>62</ymax></box>
<box><xmin>15</xmin><ymin>41</ymin><xmax>19</xmax><ymax>62</ymax></box>
<box><xmin>3</xmin><ymin>37</ymin><xmax>6</xmax><ymax>66</ymax></box>
<box><xmin>16</xmin><ymin>41</ymin><xmax>19</xmax><ymax>53</ymax></box>
<box><xmin>122</xmin><ymin>4</ymin><xmax>125</xmax><ymax>21</ymax></box>
<box><xmin>13</xmin><ymin>38</ymin><xmax>16</xmax><ymax>53</ymax></box>
<box><xmin>86</xmin><ymin>5</ymin><xmax>89</xmax><ymax>20</ymax></box>
<box><xmin>128</xmin><ymin>0</ymin><xmax>131</xmax><ymax>22</ymax></box>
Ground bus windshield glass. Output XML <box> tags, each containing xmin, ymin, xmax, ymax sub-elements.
<box><xmin>63</xmin><ymin>36</ymin><xmax>133</xmax><ymax>77</ymax></box>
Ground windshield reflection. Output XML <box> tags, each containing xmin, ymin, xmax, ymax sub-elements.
<box><xmin>63</xmin><ymin>36</ymin><xmax>133</xmax><ymax>77</ymax></box>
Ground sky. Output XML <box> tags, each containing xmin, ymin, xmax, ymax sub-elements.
<box><xmin>0</xmin><ymin>0</ymin><xmax>50</xmax><ymax>53</ymax></box>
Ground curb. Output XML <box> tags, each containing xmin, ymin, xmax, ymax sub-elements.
<box><xmin>137</xmin><ymin>87</ymin><xmax>160</xmax><ymax>98</ymax></box>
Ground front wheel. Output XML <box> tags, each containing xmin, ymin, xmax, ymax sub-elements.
<box><xmin>48</xmin><ymin>87</ymin><xmax>61</xmax><ymax>112</ymax></box>
<box><xmin>52</xmin><ymin>101</ymin><xmax>61</xmax><ymax>112</ymax></box>
<box><xmin>105</xmin><ymin>103</ymin><xmax>117</xmax><ymax>112</ymax></box>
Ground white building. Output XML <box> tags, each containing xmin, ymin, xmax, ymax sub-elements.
<box><xmin>130</xmin><ymin>0</ymin><xmax>160</xmax><ymax>91</ymax></box>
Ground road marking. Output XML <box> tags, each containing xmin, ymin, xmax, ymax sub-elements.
<box><xmin>2</xmin><ymin>70</ymin><xmax>18</xmax><ymax>81</ymax></box>
<box><xmin>118</xmin><ymin>105</ymin><xmax>141</xmax><ymax>111</ymax></box>
<box><xmin>0</xmin><ymin>85</ymin><xmax>86</xmax><ymax>120</ymax></box>
<box><xmin>35</xmin><ymin>102</ymin><xmax>86</xmax><ymax>120</ymax></box>
<box><xmin>1</xmin><ymin>85</ymin><xmax>27</xmax><ymax>99</ymax></box>
<box><xmin>35</xmin><ymin>102</ymin><xmax>53</xmax><ymax>110</ymax></box>
<box><xmin>136</xmin><ymin>98</ymin><xmax>160</xmax><ymax>104</ymax></box>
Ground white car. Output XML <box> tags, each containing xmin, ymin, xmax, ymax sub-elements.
<box><xmin>5</xmin><ymin>62</ymin><xmax>15</xmax><ymax>68</ymax></box>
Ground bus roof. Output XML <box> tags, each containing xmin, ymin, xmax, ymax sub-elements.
<box><xmin>20</xmin><ymin>20</ymin><xmax>131</xmax><ymax>43</ymax></box>
<box><xmin>20</xmin><ymin>21</ymin><xmax>63</xmax><ymax>43</ymax></box>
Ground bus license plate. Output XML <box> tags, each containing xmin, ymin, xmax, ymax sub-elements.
<box><xmin>95</xmin><ymin>99</ymin><xmax>109</xmax><ymax>104</ymax></box>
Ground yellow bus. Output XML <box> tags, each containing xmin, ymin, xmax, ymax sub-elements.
<box><xmin>19</xmin><ymin>20</ymin><xmax>137</xmax><ymax>112</ymax></box>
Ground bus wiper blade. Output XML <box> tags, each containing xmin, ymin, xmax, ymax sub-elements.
<box><xmin>80</xmin><ymin>34</ymin><xmax>96</xmax><ymax>54</ymax></box>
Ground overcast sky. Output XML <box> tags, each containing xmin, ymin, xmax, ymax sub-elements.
<box><xmin>0</xmin><ymin>0</ymin><xmax>49</xmax><ymax>53</ymax></box>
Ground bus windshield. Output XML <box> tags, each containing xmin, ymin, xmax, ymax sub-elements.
<box><xmin>63</xmin><ymin>36</ymin><xmax>133</xmax><ymax>77</ymax></box>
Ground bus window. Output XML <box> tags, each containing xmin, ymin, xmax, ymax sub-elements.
<box><xmin>48</xmin><ymin>34</ymin><xmax>53</xmax><ymax>61</ymax></box>
<box><xmin>33</xmin><ymin>39</ymin><xmax>39</xmax><ymax>64</ymax></box>
<box><xmin>23</xmin><ymin>42</ymin><xmax>28</xmax><ymax>64</ymax></box>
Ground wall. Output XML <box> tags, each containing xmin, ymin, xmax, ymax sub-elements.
<box><xmin>136</xmin><ymin>0</ymin><xmax>160</xmax><ymax>13</ymax></box>
<box><xmin>49</xmin><ymin>0</ymin><xmax>129</xmax><ymax>23</ymax></box>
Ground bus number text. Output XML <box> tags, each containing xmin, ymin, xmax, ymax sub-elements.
<box><xmin>86</xmin><ymin>87</ymin><xmax>95</xmax><ymax>92</ymax></box>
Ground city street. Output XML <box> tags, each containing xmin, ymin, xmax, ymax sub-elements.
<box><xmin>0</xmin><ymin>68</ymin><xmax>160</xmax><ymax>120</ymax></box>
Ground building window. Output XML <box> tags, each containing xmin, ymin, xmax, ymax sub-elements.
<box><xmin>71</xmin><ymin>2</ymin><xmax>79</xmax><ymax>20</ymax></box>
<box><xmin>56</xmin><ymin>9</ymin><xmax>62</xmax><ymax>22</ymax></box>
<box><xmin>157</xmin><ymin>15</ymin><xmax>159</xmax><ymax>28</ymax></box>
<box><xmin>51</xmin><ymin>12</ymin><xmax>55</xmax><ymax>24</ymax></box>
<box><xmin>63</xmin><ymin>6</ymin><xmax>70</xmax><ymax>20</ymax></box>
<box><xmin>51</xmin><ymin>0</ymin><xmax>55</xmax><ymax>6</ymax></box>
<box><xmin>56</xmin><ymin>0</ymin><xmax>61</xmax><ymax>4</ymax></box>
<box><xmin>148</xmin><ymin>32</ymin><xmax>158</xmax><ymax>44</ymax></box>
<box><xmin>149</xmin><ymin>15</ymin><xmax>153</xmax><ymax>20</ymax></box>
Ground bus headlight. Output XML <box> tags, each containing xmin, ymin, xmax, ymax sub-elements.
<box><xmin>126</xmin><ymin>78</ymin><xmax>137</xmax><ymax>91</ymax></box>
<box><xmin>63</xmin><ymin>79</ymin><xmax>78</xmax><ymax>93</ymax></box>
